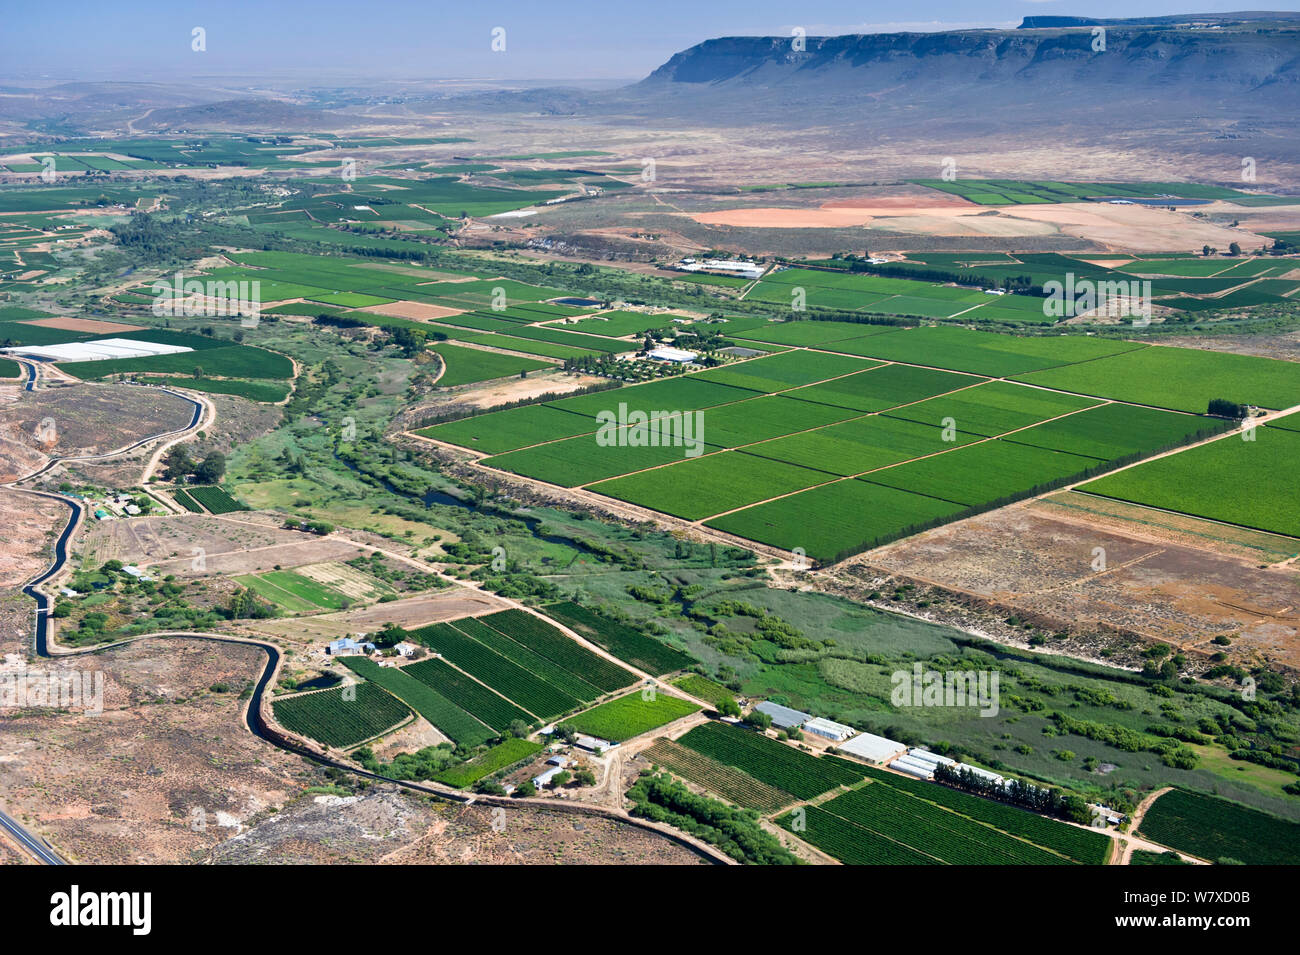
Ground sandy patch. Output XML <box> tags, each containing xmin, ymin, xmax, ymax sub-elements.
<box><xmin>823</xmin><ymin>196</ymin><xmax>977</xmax><ymax>211</ymax></box>
<box><xmin>242</xmin><ymin>590</ymin><xmax>510</xmax><ymax>644</ymax></box>
<box><xmin>19</xmin><ymin>316</ymin><xmax>146</xmax><ymax>334</ymax></box>
<box><xmin>1003</xmin><ymin>203</ymin><xmax>1270</xmax><ymax>252</ymax></box>
<box><xmin>360</xmin><ymin>301</ymin><xmax>466</xmax><ymax>321</ymax></box>
<box><xmin>690</xmin><ymin>199</ymin><xmax>1272</xmax><ymax>252</ymax></box>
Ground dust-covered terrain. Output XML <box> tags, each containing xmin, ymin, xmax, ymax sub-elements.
<box><xmin>208</xmin><ymin>787</ymin><xmax>713</xmax><ymax>865</ymax></box>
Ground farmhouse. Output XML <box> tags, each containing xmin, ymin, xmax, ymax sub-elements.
<box><xmin>327</xmin><ymin>637</ymin><xmax>376</xmax><ymax>656</ymax></box>
<box><xmin>532</xmin><ymin>763</ymin><xmax>570</xmax><ymax>789</ymax></box>
<box><xmin>393</xmin><ymin>642</ymin><xmax>419</xmax><ymax>657</ymax></box>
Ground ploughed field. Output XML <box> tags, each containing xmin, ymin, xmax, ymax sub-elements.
<box><xmin>419</xmin><ymin>325</ymin><xmax>1299</xmax><ymax>562</ymax></box>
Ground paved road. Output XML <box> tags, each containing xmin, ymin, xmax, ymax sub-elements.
<box><xmin>0</xmin><ymin>807</ymin><xmax>63</xmax><ymax>865</ymax></box>
<box><xmin>3</xmin><ymin>376</ymin><xmax>207</xmax><ymax>865</ymax></box>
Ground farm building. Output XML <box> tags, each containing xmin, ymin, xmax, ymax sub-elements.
<box><xmin>804</xmin><ymin>716</ymin><xmax>856</xmax><ymax>742</ymax></box>
<box><xmin>326</xmin><ymin>637</ymin><xmax>376</xmax><ymax>656</ymax></box>
<box><xmin>675</xmin><ymin>257</ymin><xmax>765</xmax><ymax>280</ymax></box>
<box><xmin>574</xmin><ymin>733</ymin><xmax>613</xmax><ymax>753</ymax></box>
<box><xmin>647</xmin><ymin>346</ymin><xmax>698</xmax><ymax>364</ymax></box>
<box><xmin>0</xmin><ymin>337</ymin><xmax>194</xmax><ymax>363</ymax></box>
<box><xmin>891</xmin><ymin>754</ymin><xmax>940</xmax><ymax>779</ymax></box>
<box><xmin>838</xmin><ymin>731</ymin><xmax>907</xmax><ymax>764</ymax></box>
<box><xmin>950</xmin><ymin>763</ymin><xmax>1006</xmax><ymax>788</ymax></box>
<box><xmin>907</xmin><ymin>749</ymin><xmax>957</xmax><ymax>770</ymax></box>
<box><xmin>753</xmin><ymin>700</ymin><xmax>811</xmax><ymax>729</ymax></box>
<box><xmin>392</xmin><ymin>642</ymin><xmax>419</xmax><ymax>657</ymax></box>
<box><xmin>532</xmin><ymin>765</ymin><xmax>568</xmax><ymax>789</ymax></box>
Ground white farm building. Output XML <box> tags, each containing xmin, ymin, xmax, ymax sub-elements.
<box><xmin>647</xmin><ymin>346</ymin><xmax>698</xmax><ymax>364</ymax></box>
<box><xmin>804</xmin><ymin>716</ymin><xmax>856</xmax><ymax>742</ymax></box>
<box><xmin>838</xmin><ymin>731</ymin><xmax>907</xmax><ymax>764</ymax></box>
<box><xmin>1</xmin><ymin>337</ymin><xmax>194</xmax><ymax>363</ymax></box>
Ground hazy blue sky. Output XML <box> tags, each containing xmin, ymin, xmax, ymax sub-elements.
<box><xmin>4</xmin><ymin>1</ymin><xmax>1296</xmax><ymax>82</ymax></box>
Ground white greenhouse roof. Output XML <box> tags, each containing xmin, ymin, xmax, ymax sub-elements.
<box><xmin>804</xmin><ymin>716</ymin><xmax>856</xmax><ymax>739</ymax></box>
<box><xmin>837</xmin><ymin>731</ymin><xmax>907</xmax><ymax>763</ymax></box>
<box><xmin>1</xmin><ymin>337</ymin><xmax>194</xmax><ymax>363</ymax></box>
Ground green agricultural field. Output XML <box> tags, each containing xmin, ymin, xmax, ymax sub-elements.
<box><xmin>863</xmin><ymin>439</ymin><xmax>1100</xmax><ymax>506</ymax></box>
<box><xmin>170</xmin><ymin>489</ymin><xmax>203</xmax><ymax>513</ymax></box>
<box><xmin>451</xmin><ymin>331</ymin><xmax>601</xmax><ymax>361</ymax></box>
<box><xmin>671</xmin><ymin>674</ymin><xmax>739</xmax><ymax>709</ymax></box>
<box><xmin>589</xmin><ymin>450</ymin><xmax>834</xmax><ymax>521</ymax></box>
<box><xmin>475</xmin><ymin>324</ymin><xmax>630</xmax><ymax>354</ymax></box>
<box><xmin>0</xmin><ymin>320</ymin><xmax>94</xmax><ymax>346</ymax></box>
<box><xmin>433</xmin><ymin>738</ymin><xmax>543</xmax><ymax>788</ymax></box>
<box><xmin>546</xmin><ymin>376</ymin><xmax>760</xmax><ymax>417</ymax></box>
<box><xmin>780</xmin><ymin>805</ymin><xmax>939</xmax><ymax>864</ymax></box>
<box><xmin>476</xmin><ymin>609</ymin><xmax>637</xmax><ymax>693</ymax></box>
<box><xmin>883</xmin><ymin>380</ymin><xmax>1102</xmax><ymax>436</ymax></box>
<box><xmin>824</xmin><ymin>326</ymin><xmax>1147</xmax><ymax>377</ymax></box>
<box><xmin>784</xmin><ymin>363</ymin><xmax>983</xmax><ymax>412</ymax></box>
<box><xmin>693</xmin><ymin>349</ymin><xmax>880</xmax><ymax>394</ymax></box>
<box><xmin>564</xmin><ymin>692</ymin><xmax>700</xmax><ymax>742</ymax></box>
<box><xmin>1080</xmin><ymin>422</ymin><xmax>1300</xmax><ymax>537</ymax></box>
<box><xmin>429</xmin><ymin>342</ymin><xmax>554</xmax><ymax>386</ymax></box>
<box><xmin>260</xmin><ymin>570</ymin><xmax>351</xmax><ymax>609</ymax></box>
<box><xmin>410</xmin><ymin>622</ymin><xmax>581</xmax><ymax>720</ymax></box>
<box><xmin>641</xmin><ymin>739</ymin><xmax>794</xmax><ymax>812</ymax></box>
<box><xmin>340</xmin><ymin>657</ymin><xmax>494</xmax><ymax>747</ymax></box>
<box><xmin>1002</xmin><ymin>403</ymin><xmax>1224</xmax><ymax>461</ymax></box>
<box><xmin>271</xmin><ymin>683</ymin><xmax>411</xmax><ymax>749</ymax></box>
<box><xmin>1137</xmin><ymin>789</ymin><xmax>1300</xmax><ymax>865</ymax></box>
<box><xmin>152</xmin><ymin>376</ymin><xmax>290</xmax><ymax>402</ymax></box>
<box><xmin>683</xmin><ymin>394</ymin><xmax>859</xmax><ymax>448</ymax></box>
<box><xmin>566</xmin><ymin>311</ymin><xmax>678</xmax><ymax>337</ymax></box>
<box><xmin>731</xmin><ymin>319</ymin><xmax>894</xmax><ymax>347</ymax></box>
<box><xmin>186</xmin><ymin>486</ymin><xmax>246</xmax><ymax>514</ymax></box>
<box><xmin>540</xmin><ymin>601</ymin><xmax>695</xmax><ymax>676</ymax></box>
<box><xmin>1013</xmin><ymin>345</ymin><xmax>1300</xmax><ymax>413</ymax></box>
<box><xmin>707</xmin><ymin>475</ymin><xmax>968</xmax><ymax>561</ymax></box>
<box><xmin>415</xmin><ymin>404</ymin><xmax>599</xmax><ymax>454</ymax></box>
<box><xmin>744</xmin><ymin>412</ymin><xmax>983</xmax><ymax>476</ymax></box>
<box><xmin>446</xmin><ymin>616</ymin><xmax>603</xmax><ymax>702</ymax></box>
<box><xmin>813</xmin><ymin>785</ymin><xmax>1073</xmax><ymax>864</ymax></box>
<box><xmin>234</xmin><ymin>573</ymin><xmax>320</xmax><ymax>614</ymax></box>
<box><xmin>854</xmin><ymin>765</ymin><xmax>1110</xmax><ymax>863</ymax></box>
<box><xmin>482</xmin><ymin>435</ymin><xmax>724</xmax><ymax>488</ymax></box>
<box><xmin>404</xmin><ymin>657</ymin><xmax>535</xmax><ymax>731</ymax></box>
<box><xmin>677</xmin><ymin>721</ymin><xmax>863</xmax><ymax>799</ymax></box>
<box><xmin>59</xmin><ymin>344</ymin><xmax>293</xmax><ymax>381</ymax></box>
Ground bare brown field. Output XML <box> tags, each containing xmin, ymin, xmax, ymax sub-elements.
<box><xmin>689</xmin><ymin>199</ymin><xmax>1270</xmax><ymax>251</ymax></box>
<box><xmin>240</xmin><ymin>589</ymin><xmax>508</xmax><ymax>644</ymax></box>
<box><xmin>868</xmin><ymin>499</ymin><xmax>1300</xmax><ymax>669</ymax></box>
<box><xmin>0</xmin><ymin>382</ymin><xmax>195</xmax><ymax>461</ymax></box>
<box><xmin>359</xmin><ymin>301</ymin><xmax>465</xmax><ymax>321</ymax></box>
<box><xmin>0</xmin><ymin>488</ymin><xmax>64</xmax><ymax>590</ymax></box>
<box><xmin>19</xmin><ymin>316</ymin><xmax>145</xmax><ymax>334</ymax></box>
<box><xmin>79</xmin><ymin>513</ymin><xmax>334</xmax><ymax>573</ymax></box>
<box><xmin>206</xmin><ymin>786</ymin><xmax>710</xmax><ymax>864</ymax></box>
<box><xmin>0</xmin><ymin>637</ymin><xmax>301</xmax><ymax>864</ymax></box>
